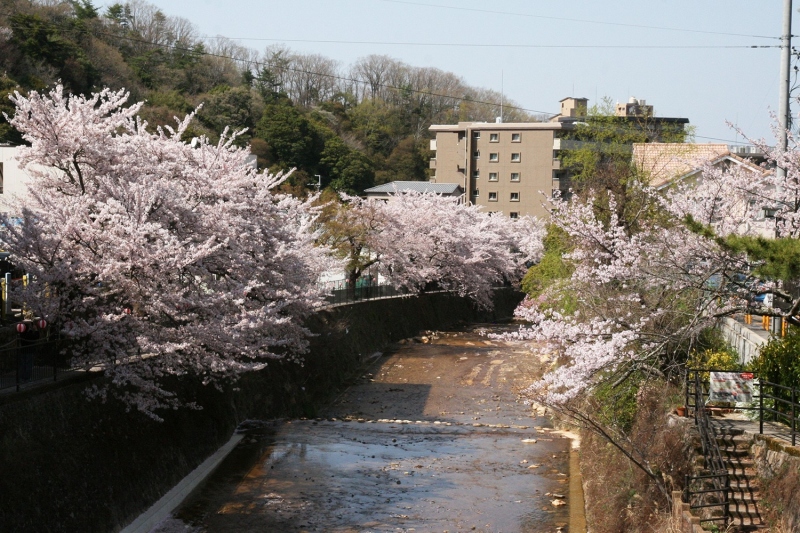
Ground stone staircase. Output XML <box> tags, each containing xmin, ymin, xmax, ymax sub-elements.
<box><xmin>689</xmin><ymin>425</ymin><xmax>767</xmax><ymax>531</ymax></box>
<box><xmin>715</xmin><ymin>426</ymin><xmax>766</xmax><ymax>531</ymax></box>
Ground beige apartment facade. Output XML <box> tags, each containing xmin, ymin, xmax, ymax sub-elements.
<box><xmin>429</xmin><ymin>121</ymin><xmax>566</xmax><ymax>220</ymax></box>
<box><xmin>429</xmin><ymin>96</ymin><xmax>689</xmax><ymax>219</ymax></box>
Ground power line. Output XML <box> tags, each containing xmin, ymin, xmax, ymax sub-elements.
<box><xmin>87</xmin><ymin>28</ymin><xmax>776</xmax><ymax>131</ymax></box>
<box><xmin>89</xmin><ymin>28</ymin><xmax>555</xmax><ymax>116</ymax></box>
<box><xmin>193</xmin><ymin>37</ymin><xmax>778</xmax><ymax>50</ymax></box>
<box><xmin>379</xmin><ymin>0</ymin><xmax>779</xmax><ymax>40</ymax></box>
<box><xmin>695</xmin><ymin>134</ymin><xmax>756</xmax><ymax>144</ymax></box>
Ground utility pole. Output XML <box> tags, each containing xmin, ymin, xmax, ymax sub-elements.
<box><xmin>778</xmin><ymin>0</ymin><xmax>793</xmax><ymax>178</ymax></box>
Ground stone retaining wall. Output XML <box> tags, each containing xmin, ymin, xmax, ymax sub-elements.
<box><xmin>671</xmin><ymin>491</ymin><xmax>705</xmax><ymax>533</ymax></box>
<box><xmin>751</xmin><ymin>436</ymin><xmax>800</xmax><ymax>532</ymax></box>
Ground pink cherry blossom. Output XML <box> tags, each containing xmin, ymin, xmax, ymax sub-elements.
<box><xmin>340</xmin><ymin>190</ymin><xmax>545</xmax><ymax>309</ymax></box>
<box><xmin>2</xmin><ymin>85</ymin><xmax>336</xmax><ymax>419</ymax></box>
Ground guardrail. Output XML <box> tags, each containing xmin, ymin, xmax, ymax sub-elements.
<box><xmin>758</xmin><ymin>381</ymin><xmax>798</xmax><ymax>446</ymax></box>
<box><xmin>686</xmin><ymin>368</ymin><xmax>799</xmax><ymax>447</ymax></box>
<box><xmin>317</xmin><ymin>278</ymin><xmax>414</xmax><ymax>306</ymax></box>
<box><xmin>684</xmin><ymin>371</ymin><xmax>730</xmax><ymax>527</ymax></box>
<box><xmin>0</xmin><ymin>336</ymin><xmax>76</xmax><ymax>392</ymax></box>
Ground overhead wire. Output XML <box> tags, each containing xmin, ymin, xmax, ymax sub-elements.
<box><xmin>378</xmin><ymin>0</ymin><xmax>780</xmax><ymax>40</ymax></box>
<box><xmin>190</xmin><ymin>37</ymin><xmax>777</xmax><ymax>50</ymax></box>
<box><xmin>88</xmin><ymin>28</ymin><xmax>556</xmax><ymax>115</ymax></box>
<box><xmin>86</xmin><ymin>27</ymin><xmax>781</xmax><ymax>136</ymax></box>
<box><xmin>81</xmin><ymin>21</ymin><xmax>776</xmax><ymax>143</ymax></box>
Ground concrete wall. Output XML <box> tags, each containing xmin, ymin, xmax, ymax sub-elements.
<box><xmin>0</xmin><ymin>289</ymin><xmax>524</xmax><ymax>533</ymax></box>
<box><xmin>718</xmin><ymin>317</ymin><xmax>768</xmax><ymax>366</ymax></box>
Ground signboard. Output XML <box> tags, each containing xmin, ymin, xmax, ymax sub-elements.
<box><xmin>708</xmin><ymin>372</ymin><xmax>754</xmax><ymax>403</ymax></box>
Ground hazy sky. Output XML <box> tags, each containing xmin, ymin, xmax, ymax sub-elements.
<box><xmin>126</xmin><ymin>0</ymin><xmax>797</xmax><ymax>145</ymax></box>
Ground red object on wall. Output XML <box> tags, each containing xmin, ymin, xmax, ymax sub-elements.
<box><xmin>37</xmin><ymin>319</ymin><xmax>47</xmax><ymax>330</ymax></box>
<box><xmin>16</xmin><ymin>323</ymin><xmax>26</xmax><ymax>333</ymax></box>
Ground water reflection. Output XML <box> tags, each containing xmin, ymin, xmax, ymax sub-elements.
<box><xmin>171</xmin><ymin>325</ymin><xmax>574</xmax><ymax>532</ymax></box>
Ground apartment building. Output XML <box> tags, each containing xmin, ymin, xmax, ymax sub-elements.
<box><xmin>429</xmin><ymin>121</ymin><xmax>564</xmax><ymax>219</ymax></box>
<box><xmin>428</xmin><ymin>97</ymin><xmax>689</xmax><ymax>219</ymax></box>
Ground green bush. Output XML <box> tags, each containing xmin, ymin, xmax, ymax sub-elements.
<box><xmin>688</xmin><ymin>348</ymin><xmax>740</xmax><ymax>382</ymax></box>
<box><xmin>592</xmin><ymin>372</ymin><xmax>643</xmax><ymax>434</ymax></box>
<box><xmin>748</xmin><ymin>328</ymin><xmax>800</xmax><ymax>418</ymax></box>
<box><xmin>748</xmin><ymin>327</ymin><xmax>800</xmax><ymax>388</ymax></box>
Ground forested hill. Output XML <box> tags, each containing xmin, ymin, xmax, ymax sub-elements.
<box><xmin>0</xmin><ymin>0</ymin><xmax>537</xmax><ymax>194</ymax></box>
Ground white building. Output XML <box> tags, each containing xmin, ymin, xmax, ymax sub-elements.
<box><xmin>0</xmin><ymin>145</ymin><xmax>32</xmax><ymax>204</ymax></box>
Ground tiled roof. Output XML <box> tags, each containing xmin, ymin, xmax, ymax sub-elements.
<box><xmin>364</xmin><ymin>181</ymin><xmax>463</xmax><ymax>195</ymax></box>
<box><xmin>633</xmin><ymin>143</ymin><xmax>731</xmax><ymax>187</ymax></box>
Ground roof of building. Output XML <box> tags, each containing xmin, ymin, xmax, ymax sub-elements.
<box><xmin>633</xmin><ymin>143</ymin><xmax>734</xmax><ymax>187</ymax></box>
<box><xmin>430</xmin><ymin>121</ymin><xmax>566</xmax><ymax>132</ymax></box>
<box><xmin>364</xmin><ymin>181</ymin><xmax>463</xmax><ymax>195</ymax></box>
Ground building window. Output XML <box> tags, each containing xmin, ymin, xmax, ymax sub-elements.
<box><xmin>511</xmin><ymin>153</ymin><xmax>521</xmax><ymax>162</ymax></box>
<box><xmin>472</xmin><ymin>189</ymin><xmax>479</xmax><ymax>197</ymax></box>
<box><xmin>472</xmin><ymin>169</ymin><xmax>480</xmax><ymax>178</ymax></box>
<box><xmin>488</xmin><ymin>172</ymin><xmax>498</xmax><ymax>181</ymax></box>
<box><xmin>473</xmin><ymin>150</ymin><xmax>480</xmax><ymax>159</ymax></box>
<box><xmin>490</xmin><ymin>133</ymin><xmax>499</xmax><ymax>142</ymax></box>
<box><xmin>511</xmin><ymin>133</ymin><xmax>521</xmax><ymax>142</ymax></box>
<box><xmin>488</xmin><ymin>192</ymin><xmax>498</xmax><ymax>202</ymax></box>
<box><xmin>489</xmin><ymin>153</ymin><xmax>499</xmax><ymax>162</ymax></box>
<box><xmin>509</xmin><ymin>212</ymin><xmax>519</xmax><ymax>219</ymax></box>
<box><xmin>510</xmin><ymin>172</ymin><xmax>520</xmax><ymax>182</ymax></box>
<box><xmin>472</xmin><ymin>131</ymin><xmax>480</xmax><ymax>139</ymax></box>
<box><xmin>510</xmin><ymin>192</ymin><xmax>520</xmax><ymax>202</ymax></box>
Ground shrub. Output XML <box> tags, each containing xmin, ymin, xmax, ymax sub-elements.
<box><xmin>748</xmin><ymin>327</ymin><xmax>800</xmax><ymax>389</ymax></box>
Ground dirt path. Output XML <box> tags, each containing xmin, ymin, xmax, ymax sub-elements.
<box><xmin>160</xmin><ymin>325</ymin><xmax>576</xmax><ymax>532</ymax></box>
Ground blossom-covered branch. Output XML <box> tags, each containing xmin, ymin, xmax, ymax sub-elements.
<box><xmin>2</xmin><ymin>85</ymin><xmax>336</xmax><ymax>419</ymax></box>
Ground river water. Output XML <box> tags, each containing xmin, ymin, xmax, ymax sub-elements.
<box><xmin>157</xmin><ymin>324</ymin><xmax>577</xmax><ymax>532</ymax></box>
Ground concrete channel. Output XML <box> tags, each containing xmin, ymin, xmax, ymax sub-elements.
<box><xmin>146</xmin><ymin>324</ymin><xmax>585</xmax><ymax>532</ymax></box>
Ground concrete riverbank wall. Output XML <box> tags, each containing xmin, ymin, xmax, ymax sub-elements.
<box><xmin>0</xmin><ymin>289</ymin><xmax>523</xmax><ymax>533</ymax></box>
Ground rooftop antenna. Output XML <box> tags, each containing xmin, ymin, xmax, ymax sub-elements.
<box><xmin>500</xmin><ymin>70</ymin><xmax>504</xmax><ymax>123</ymax></box>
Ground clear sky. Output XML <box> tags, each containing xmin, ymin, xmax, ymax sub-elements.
<box><xmin>122</xmin><ymin>0</ymin><xmax>798</xmax><ymax>145</ymax></box>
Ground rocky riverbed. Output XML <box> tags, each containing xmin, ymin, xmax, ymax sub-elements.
<box><xmin>155</xmin><ymin>324</ymin><xmax>578</xmax><ymax>532</ymax></box>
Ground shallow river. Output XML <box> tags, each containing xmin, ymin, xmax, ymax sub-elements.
<box><xmin>159</xmin><ymin>324</ymin><xmax>578</xmax><ymax>532</ymax></box>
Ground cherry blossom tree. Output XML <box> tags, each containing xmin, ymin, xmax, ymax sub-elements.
<box><xmin>369</xmin><ymin>190</ymin><xmax>543</xmax><ymax>308</ymax></box>
<box><xmin>511</xmin><ymin>121</ymin><xmax>800</xmax><ymax>404</ymax></box>
<box><xmin>1</xmin><ymin>85</ymin><xmax>335</xmax><ymax>419</ymax></box>
<box><xmin>320</xmin><ymin>190</ymin><xmax>544</xmax><ymax>308</ymax></box>
<box><xmin>501</xmin><ymin>122</ymin><xmax>800</xmax><ymax>500</ymax></box>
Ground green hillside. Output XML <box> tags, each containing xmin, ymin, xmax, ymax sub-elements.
<box><xmin>0</xmin><ymin>0</ymin><xmax>536</xmax><ymax>194</ymax></box>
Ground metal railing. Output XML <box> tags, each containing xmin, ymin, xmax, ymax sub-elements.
<box><xmin>685</xmin><ymin>372</ymin><xmax>730</xmax><ymax>527</ymax></box>
<box><xmin>317</xmin><ymin>278</ymin><xmax>412</xmax><ymax>306</ymax></box>
<box><xmin>758</xmin><ymin>381</ymin><xmax>798</xmax><ymax>446</ymax></box>
<box><xmin>686</xmin><ymin>368</ymin><xmax>799</xmax><ymax>447</ymax></box>
<box><xmin>0</xmin><ymin>336</ymin><xmax>77</xmax><ymax>392</ymax></box>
